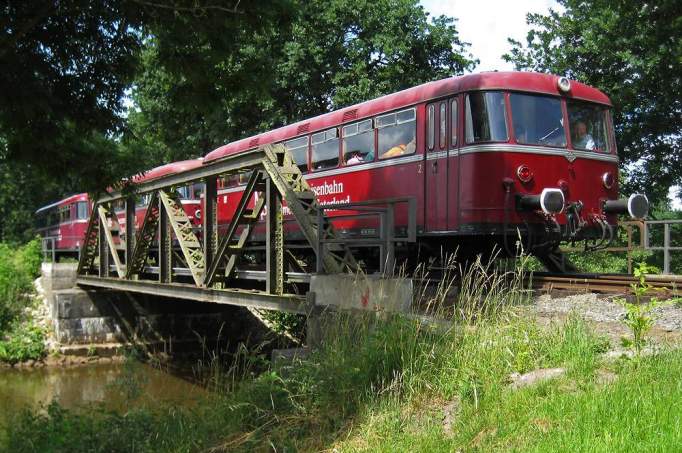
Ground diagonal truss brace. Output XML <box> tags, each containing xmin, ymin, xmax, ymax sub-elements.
<box><xmin>97</xmin><ymin>204</ymin><xmax>125</xmax><ymax>278</ymax></box>
<box><xmin>126</xmin><ymin>192</ymin><xmax>160</xmax><ymax>279</ymax></box>
<box><xmin>261</xmin><ymin>144</ymin><xmax>358</xmax><ymax>273</ymax></box>
<box><xmin>204</xmin><ymin>170</ymin><xmax>266</xmax><ymax>287</ymax></box>
<box><xmin>77</xmin><ymin>201</ymin><xmax>101</xmax><ymax>275</ymax></box>
<box><xmin>158</xmin><ymin>189</ymin><xmax>205</xmax><ymax>286</ymax></box>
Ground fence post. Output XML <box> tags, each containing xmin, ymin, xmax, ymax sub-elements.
<box><xmin>664</xmin><ymin>223</ymin><xmax>671</xmax><ymax>274</ymax></box>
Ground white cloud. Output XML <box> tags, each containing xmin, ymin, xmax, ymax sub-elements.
<box><xmin>421</xmin><ymin>0</ymin><xmax>560</xmax><ymax>72</ymax></box>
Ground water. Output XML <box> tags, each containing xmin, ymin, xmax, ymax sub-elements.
<box><xmin>0</xmin><ymin>362</ymin><xmax>207</xmax><ymax>432</ymax></box>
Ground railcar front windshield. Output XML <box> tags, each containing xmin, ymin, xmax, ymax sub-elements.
<box><xmin>510</xmin><ymin>93</ymin><xmax>566</xmax><ymax>147</ymax></box>
<box><xmin>465</xmin><ymin>91</ymin><xmax>508</xmax><ymax>143</ymax></box>
<box><xmin>567</xmin><ymin>100</ymin><xmax>610</xmax><ymax>152</ymax></box>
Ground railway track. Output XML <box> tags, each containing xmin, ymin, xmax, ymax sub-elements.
<box><xmin>531</xmin><ymin>272</ymin><xmax>682</xmax><ymax>295</ymax></box>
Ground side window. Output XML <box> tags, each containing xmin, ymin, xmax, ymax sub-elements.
<box><xmin>451</xmin><ymin>99</ymin><xmax>458</xmax><ymax>146</ymax></box>
<box><xmin>465</xmin><ymin>91</ymin><xmax>508</xmax><ymax>143</ymax></box>
<box><xmin>377</xmin><ymin>108</ymin><xmax>416</xmax><ymax>159</ymax></box>
<box><xmin>285</xmin><ymin>136</ymin><xmax>309</xmax><ymax>173</ymax></box>
<box><xmin>439</xmin><ymin>102</ymin><xmax>447</xmax><ymax>149</ymax></box>
<box><xmin>311</xmin><ymin>128</ymin><xmax>340</xmax><ymax>170</ymax></box>
<box><xmin>77</xmin><ymin>202</ymin><xmax>89</xmax><ymax>219</ymax></box>
<box><xmin>342</xmin><ymin>119</ymin><xmax>374</xmax><ymax>165</ymax></box>
<box><xmin>176</xmin><ymin>186</ymin><xmax>190</xmax><ymax>199</ymax></box>
<box><xmin>427</xmin><ymin>104</ymin><xmax>435</xmax><ymax>150</ymax></box>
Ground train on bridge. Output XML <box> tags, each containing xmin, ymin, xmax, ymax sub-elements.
<box><xmin>37</xmin><ymin>71</ymin><xmax>648</xmax><ymax>273</ymax></box>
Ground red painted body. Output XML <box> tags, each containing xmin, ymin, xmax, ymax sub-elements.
<box><xmin>38</xmin><ymin>72</ymin><xmax>627</xmax><ymax>263</ymax></box>
<box><xmin>204</xmin><ymin>72</ymin><xmax>620</xmax><ymax>243</ymax></box>
<box><xmin>36</xmin><ymin>193</ymin><xmax>91</xmax><ymax>254</ymax></box>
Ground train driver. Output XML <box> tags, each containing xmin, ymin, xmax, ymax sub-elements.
<box><xmin>572</xmin><ymin>120</ymin><xmax>595</xmax><ymax>150</ymax></box>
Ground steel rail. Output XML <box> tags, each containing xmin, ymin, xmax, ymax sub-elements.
<box><xmin>530</xmin><ymin>272</ymin><xmax>681</xmax><ymax>295</ymax></box>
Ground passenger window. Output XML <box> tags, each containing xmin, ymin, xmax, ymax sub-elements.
<box><xmin>439</xmin><ymin>102</ymin><xmax>446</xmax><ymax>148</ymax></box>
<box><xmin>377</xmin><ymin>108</ymin><xmax>416</xmax><ymax>159</ymax></box>
<box><xmin>343</xmin><ymin>119</ymin><xmax>374</xmax><ymax>165</ymax></box>
<box><xmin>451</xmin><ymin>99</ymin><xmax>458</xmax><ymax>146</ymax></box>
<box><xmin>77</xmin><ymin>202</ymin><xmax>88</xmax><ymax>219</ymax></box>
<box><xmin>427</xmin><ymin>104</ymin><xmax>435</xmax><ymax>150</ymax></box>
<box><xmin>311</xmin><ymin>128</ymin><xmax>339</xmax><ymax>170</ymax></box>
<box><xmin>238</xmin><ymin>170</ymin><xmax>253</xmax><ymax>185</ymax></box>
<box><xmin>176</xmin><ymin>186</ymin><xmax>190</xmax><ymax>199</ymax></box>
<box><xmin>285</xmin><ymin>136</ymin><xmax>309</xmax><ymax>173</ymax></box>
<box><xmin>465</xmin><ymin>91</ymin><xmax>508</xmax><ymax>143</ymax></box>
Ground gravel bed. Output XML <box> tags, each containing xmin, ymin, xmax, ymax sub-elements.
<box><xmin>533</xmin><ymin>292</ymin><xmax>682</xmax><ymax>333</ymax></box>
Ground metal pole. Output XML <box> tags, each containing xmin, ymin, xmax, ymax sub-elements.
<box><xmin>664</xmin><ymin>222</ymin><xmax>671</xmax><ymax>274</ymax></box>
<box><xmin>125</xmin><ymin>197</ymin><xmax>135</xmax><ymax>272</ymax></box>
<box><xmin>203</xmin><ymin>176</ymin><xmax>217</xmax><ymax>284</ymax></box>
<box><xmin>159</xmin><ymin>196</ymin><xmax>172</xmax><ymax>283</ymax></box>
<box><xmin>316</xmin><ymin>208</ymin><xmax>324</xmax><ymax>274</ymax></box>
<box><xmin>98</xmin><ymin>208</ymin><xmax>109</xmax><ymax>277</ymax></box>
<box><xmin>265</xmin><ymin>177</ymin><xmax>284</xmax><ymax>294</ymax></box>
<box><xmin>627</xmin><ymin>224</ymin><xmax>633</xmax><ymax>274</ymax></box>
<box><xmin>386</xmin><ymin>203</ymin><xmax>395</xmax><ymax>276</ymax></box>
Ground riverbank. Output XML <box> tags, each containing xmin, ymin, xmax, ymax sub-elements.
<box><xmin>4</xmin><ymin>284</ymin><xmax>682</xmax><ymax>451</ymax></box>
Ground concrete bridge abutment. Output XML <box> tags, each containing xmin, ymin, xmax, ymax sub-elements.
<box><xmin>41</xmin><ymin>264</ymin><xmax>280</xmax><ymax>358</ymax></box>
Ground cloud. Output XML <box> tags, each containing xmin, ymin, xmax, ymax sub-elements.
<box><xmin>421</xmin><ymin>0</ymin><xmax>560</xmax><ymax>72</ymax></box>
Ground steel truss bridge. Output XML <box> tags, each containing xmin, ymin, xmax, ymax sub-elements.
<box><xmin>76</xmin><ymin>144</ymin><xmax>416</xmax><ymax>314</ymax></box>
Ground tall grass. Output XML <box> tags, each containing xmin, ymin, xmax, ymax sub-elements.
<box><xmin>6</xmin><ymin>252</ymin><xmax>670</xmax><ymax>452</ymax></box>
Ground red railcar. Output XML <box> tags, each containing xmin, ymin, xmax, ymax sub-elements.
<box><xmin>37</xmin><ymin>160</ymin><xmax>205</xmax><ymax>260</ymax></box>
<box><xmin>203</xmin><ymin>72</ymin><xmax>647</xmax><ymax>270</ymax></box>
<box><xmin>117</xmin><ymin>159</ymin><xmax>205</xmax><ymax>232</ymax></box>
<box><xmin>36</xmin><ymin>193</ymin><xmax>91</xmax><ymax>259</ymax></box>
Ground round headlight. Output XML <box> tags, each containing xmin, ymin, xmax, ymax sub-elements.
<box><xmin>195</xmin><ymin>209</ymin><xmax>201</xmax><ymax>220</ymax></box>
<box><xmin>516</xmin><ymin>164</ymin><xmax>533</xmax><ymax>183</ymax></box>
<box><xmin>602</xmin><ymin>172</ymin><xmax>615</xmax><ymax>189</ymax></box>
<box><xmin>557</xmin><ymin>76</ymin><xmax>571</xmax><ymax>93</ymax></box>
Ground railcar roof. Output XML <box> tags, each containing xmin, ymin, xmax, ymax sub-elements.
<box><xmin>204</xmin><ymin>71</ymin><xmax>611</xmax><ymax>163</ymax></box>
<box><xmin>35</xmin><ymin>193</ymin><xmax>89</xmax><ymax>214</ymax></box>
<box><xmin>133</xmin><ymin>158</ymin><xmax>204</xmax><ymax>183</ymax></box>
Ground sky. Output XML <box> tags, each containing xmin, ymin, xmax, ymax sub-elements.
<box><xmin>420</xmin><ymin>0</ymin><xmax>681</xmax><ymax>210</ymax></box>
<box><xmin>420</xmin><ymin>0</ymin><xmax>561</xmax><ymax>72</ymax></box>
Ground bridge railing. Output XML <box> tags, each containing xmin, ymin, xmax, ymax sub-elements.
<box><xmin>75</xmin><ymin>144</ymin><xmax>361</xmax><ymax>311</ymax></box>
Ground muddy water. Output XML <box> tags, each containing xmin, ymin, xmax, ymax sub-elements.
<box><xmin>0</xmin><ymin>362</ymin><xmax>207</xmax><ymax>431</ymax></box>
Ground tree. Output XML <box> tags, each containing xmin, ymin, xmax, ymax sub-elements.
<box><xmin>504</xmin><ymin>0</ymin><xmax>682</xmax><ymax>205</ymax></box>
<box><xmin>0</xmin><ymin>0</ymin><xmax>283</xmax><ymax>241</ymax></box>
<box><xmin>129</xmin><ymin>0</ymin><xmax>477</xmax><ymax>162</ymax></box>
<box><xmin>0</xmin><ymin>1</ymin><xmax>148</xmax><ymax>194</ymax></box>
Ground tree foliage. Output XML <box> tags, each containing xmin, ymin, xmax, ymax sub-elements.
<box><xmin>0</xmin><ymin>0</ymin><xmax>146</xmax><ymax>192</ymax></box>
<box><xmin>129</xmin><ymin>0</ymin><xmax>477</xmax><ymax>162</ymax></box>
<box><xmin>504</xmin><ymin>0</ymin><xmax>682</xmax><ymax>204</ymax></box>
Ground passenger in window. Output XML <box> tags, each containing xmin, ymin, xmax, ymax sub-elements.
<box><xmin>380</xmin><ymin>139</ymin><xmax>415</xmax><ymax>158</ymax></box>
<box><xmin>346</xmin><ymin>151</ymin><xmax>364</xmax><ymax>165</ymax></box>
<box><xmin>573</xmin><ymin>121</ymin><xmax>595</xmax><ymax>150</ymax></box>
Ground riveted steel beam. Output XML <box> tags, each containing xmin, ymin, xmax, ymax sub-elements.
<box><xmin>76</xmin><ymin>202</ymin><xmax>101</xmax><ymax>275</ymax></box>
<box><xmin>204</xmin><ymin>170</ymin><xmax>266</xmax><ymax>287</ymax></box>
<box><xmin>266</xmin><ymin>177</ymin><xmax>284</xmax><ymax>294</ymax></box>
<box><xmin>158</xmin><ymin>189</ymin><xmax>205</xmax><ymax>286</ymax></box>
<box><xmin>97</xmin><ymin>204</ymin><xmax>125</xmax><ymax>278</ymax></box>
<box><xmin>77</xmin><ymin>276</ymin><xmax>306</xmax><ymax>314</ymax></box>
<box><xmin>126</xmin><ymin>192</ymin><xmax>160</xmax><ymax>279</ymax></box>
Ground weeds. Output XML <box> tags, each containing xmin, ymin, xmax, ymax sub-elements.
<box><xmin>615</xmin><ymin>262</ymin><xmax>678</xmax><ymax>356</ymax></box>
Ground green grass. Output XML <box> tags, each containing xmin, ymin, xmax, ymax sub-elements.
<box><xmin>3</xmin><ymin>256</ymin><xmax>682</xmax><ymax>451</ymax></box>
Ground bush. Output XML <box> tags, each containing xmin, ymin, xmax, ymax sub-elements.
<box><xmin>0</xmin><ymin>238</ymin><xmax>41</xmax><ymax>335</ymax></box>
<box><xmin>0</xmin><ymin>322</ymin><xmax>46</xmax><ymax>364</ymax></box>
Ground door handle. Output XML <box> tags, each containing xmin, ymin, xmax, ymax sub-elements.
<box><xmin>432</xmin><ymin>161</ymin><xmax>438</xmax><ymax>174</ymax></box>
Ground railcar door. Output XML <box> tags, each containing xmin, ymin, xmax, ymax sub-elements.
<box><xmin>425</xmin><ymin>100</ymin><xmax>450</xmax><ymax>231</ymax></box>
<box><xmin>447</xmin><ymin>97</ymin><xmax>460</xmax><ymax>231</ymax></box>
